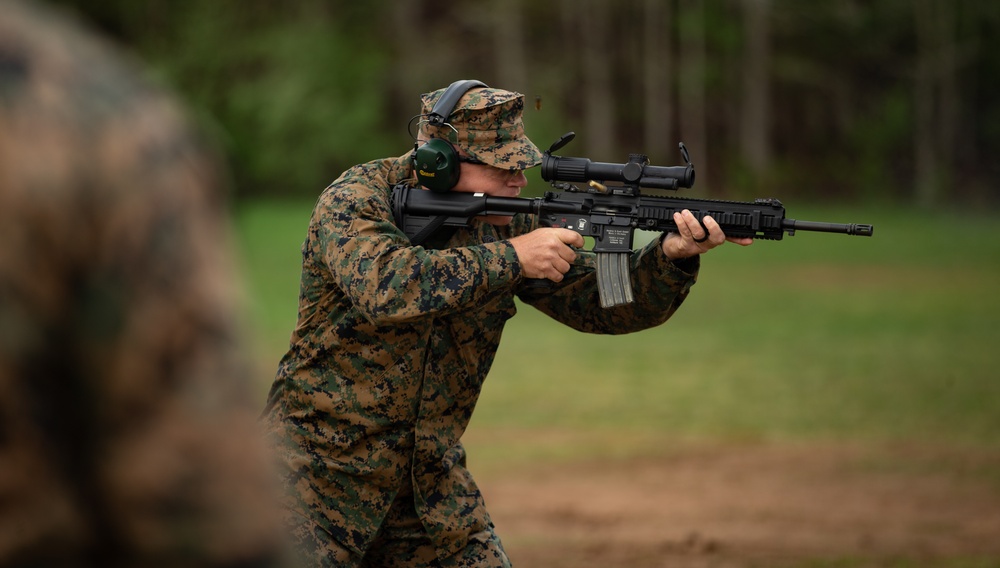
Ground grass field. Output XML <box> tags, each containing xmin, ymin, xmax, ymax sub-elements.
<box><xmin>234</xmin><ymin>200</ymin><xmax>1000</xmax><ymax>454</ymax></box>
<box><xmin>234</xmin><ymin>200</ymin><xmax>1000</xmax><ymax>566</ymax></box>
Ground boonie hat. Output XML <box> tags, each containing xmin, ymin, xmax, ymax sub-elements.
<box><xmin>418</xmin><ymin>85</ymin><xmax>542</xmax><ymax>171</ymax></box>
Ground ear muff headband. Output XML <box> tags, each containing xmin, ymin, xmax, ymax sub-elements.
<box><xmin>426</xmin><ymin>79</ymin><xmax>487</xmax><ymax>127</ymax></box>
<box><xmin>413</xmin><ymin>80</ymin><xmax>488</xmax><ymax>193</ymax></box>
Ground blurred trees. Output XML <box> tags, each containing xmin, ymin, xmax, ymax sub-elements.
<box><xmin>47</xmin><ymin>0</ymin><xmax>999</xmax><ymax>205</ymax></box>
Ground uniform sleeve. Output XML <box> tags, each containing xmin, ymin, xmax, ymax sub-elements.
<box><xmin>516</xmin><ymin>232</ymin><xmax>700</xmax><ymax>334</ymax></box>
<box><xmin>309</xmin><ymin>178</ymin><xmax>523</xmax><ymax>324</ymax></box>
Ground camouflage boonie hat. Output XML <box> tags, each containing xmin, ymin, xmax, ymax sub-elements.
<box><xmin>419</xmin><ymin>84</ymin><xmax>543</xmax><ymax>171</ymax></box>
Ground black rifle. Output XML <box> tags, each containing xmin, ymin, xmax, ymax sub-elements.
<box><xmin>392</xmin><ymin>132</ymin><xmax>874</xmax><ymax>308</ymax></box>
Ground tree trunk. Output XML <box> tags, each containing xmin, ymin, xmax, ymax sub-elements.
<box><xmin>643</xmin><ymin>0</ymin><xmax>673</xmax><ymax>165</ymax></box>
<box><xmin>389</xmin><ymin>0</ymin><xmax>423</xmax><ymax>113</ymax></box>
<box><xmin>678</xmin><ymin>0</ymin><xmax>707</xmax><ymax>190</ymax></box>
<box><xmin>579</xmin><ymin>0</ymin><xmax>615</xmax><ymax>159</ymax></box>
<box><xmin>740</xmin><ymin>0</ymin><xmax>771</xmax><ymax>175</ymax></box>
<box><xmin>493</xmin><ymin>0</ymin><xmax>528</xmax><ymax>94</ymax></box>
<box><xmin>913</xmin><ymin>0</ymin><xmax>958</xmax><ymax>208</ymax></box>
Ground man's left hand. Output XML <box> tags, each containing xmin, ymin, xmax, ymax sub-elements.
<box><xmin>662</xmin><ymin>209</ymin><xmax>753</xmax><ymax>260</ymax></box>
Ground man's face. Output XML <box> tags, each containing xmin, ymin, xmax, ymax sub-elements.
<box><xmin>450</xmin><ymin>153</ymin><xmax>527</xmax><ymax>227</ymax></box>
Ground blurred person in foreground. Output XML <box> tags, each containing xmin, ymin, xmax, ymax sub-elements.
<box><xmin>260</xmin><ymin>79</ymin><xmax>753</xmax><ymax>566</ymax></box>
<box><xmin>0</xmin><ymin>1</ymin><xmax>285</xmax><ymax>565</ymax></box>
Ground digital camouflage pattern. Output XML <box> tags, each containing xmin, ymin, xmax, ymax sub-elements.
<box><xmin>0</xmin><ymin>1</ymin><xmax>284</xmax><ymax>565</ymax></box>
<box><xmin>261</xmin><ymin>91</ymin><xmax>701</xmax><ymax>563</ymax></box>
<box><xmin>418</xmin><ymin>86</ymin><xmax>543</xmax><ymax>171</ymax></box>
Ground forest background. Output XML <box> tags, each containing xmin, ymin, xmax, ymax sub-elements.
<box><xmin>46</xmin><ymin>0</ymin><xmax>1000</xmax><ymax>208</ymax></box>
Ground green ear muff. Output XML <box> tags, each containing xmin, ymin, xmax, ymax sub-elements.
<box><xmin>413</xmin><ymin>138</ymin><xmax>460</xmax><ymax>193</ymax></box>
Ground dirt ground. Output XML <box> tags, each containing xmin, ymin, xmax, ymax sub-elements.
<box><xmin>476</xmin><ymin>442</ymin><xmax>1000</xmax><ymax>568</ymax></box>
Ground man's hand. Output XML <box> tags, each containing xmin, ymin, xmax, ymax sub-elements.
<box><xmin>663</xmin><ymin>209</ymin><xmax>754</xmax><ymax>260</ymax></box>
<box><xmin>509</xmin><ymin>228</ymin><xmax>584</xmax><ymax>282</ymax></box>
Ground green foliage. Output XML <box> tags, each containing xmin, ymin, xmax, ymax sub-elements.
<box><xmin>220</xmin><ymin>21</ymin><xmax>391</xmax><ymax>195</ymax></box>
<box><xmin>146</xmin><ymin>3</ymin><xmax>393</xmax><ymax>195</ymax></box>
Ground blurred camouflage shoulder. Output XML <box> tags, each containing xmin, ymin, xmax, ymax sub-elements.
<box><xmin>0</xmin><ymin>1</ymin><xmax>287</xmax><ymax>565</ymax></box>
<box><xmin>0</xmin><ymin>0</ymin><xmax>228</xmax><ymax>207</ymax></box>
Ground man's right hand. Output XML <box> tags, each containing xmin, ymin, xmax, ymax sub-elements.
<box><xmin>508</xmin><ymin>228</ymin><xmax>584</xmax><ymax>282</ymax></box>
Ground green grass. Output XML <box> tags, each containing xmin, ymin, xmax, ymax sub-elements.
<box><xmin>233</xmin><ymin>198</ymin><xmax>313</xmax><ymax>377</ymax></box>
<box><xmin>234</xmin><ymin>201</ymin><xmax>1000</xmax><ymax>466</ymax></box>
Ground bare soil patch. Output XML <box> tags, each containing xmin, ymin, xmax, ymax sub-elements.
<box><xmin>478</xmin><ymin>442</ymin><xmax>1000</xmax><ymax>567</ymax></box>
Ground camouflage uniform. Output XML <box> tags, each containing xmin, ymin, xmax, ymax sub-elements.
<box><xmin>261</xmin><ymin>85</ymin><xmax>700</xmax><ymax>566</ymax></box>
<box><xmin>0</xmin><ymin>1</ymin><xmax>284</xmax><ymax>565</ymax></box>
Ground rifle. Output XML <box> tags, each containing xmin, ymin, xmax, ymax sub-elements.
<box><xmin>392</xmin><ymin>132</ymin><xmax>874</xmax><ymax>308</ymax></box>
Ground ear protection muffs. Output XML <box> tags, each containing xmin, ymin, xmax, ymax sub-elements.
<box><xmin>412</xmin><ymin>138</ymin><xmax>463</xmax><ymax>193</ymax></box>
<box><xmin>412</xmin><ymin>79</ymin><xmax>487</xmax><ymax>193</ymax></box>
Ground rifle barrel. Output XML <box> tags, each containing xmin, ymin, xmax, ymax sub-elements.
<box><xmin>783</xmin><ymin>219</ymin><xmax>874</xmax><ymax>236</ymax></box>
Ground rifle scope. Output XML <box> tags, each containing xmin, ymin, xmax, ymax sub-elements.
<box><xmin>540</xmin><ymin>132</ymin><xmax>695</xmax><ymax>190</ymax></box>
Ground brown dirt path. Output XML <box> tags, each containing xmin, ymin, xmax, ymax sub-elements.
<box><xmin>476</xmin><ymin>442</ymin><xmax>1000</xmax><ymax>567</ymax></box>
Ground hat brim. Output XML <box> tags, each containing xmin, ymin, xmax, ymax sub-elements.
<box><xmin>466</xmin><ymin>137</ymin><xmax>543</xmax><ymax>171</ymax></box>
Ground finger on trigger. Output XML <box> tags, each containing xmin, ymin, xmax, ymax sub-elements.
<box><xmin>562</xmin><ymin>228</ymin><xmax>584</xmax><ymax>248</ymax></box>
